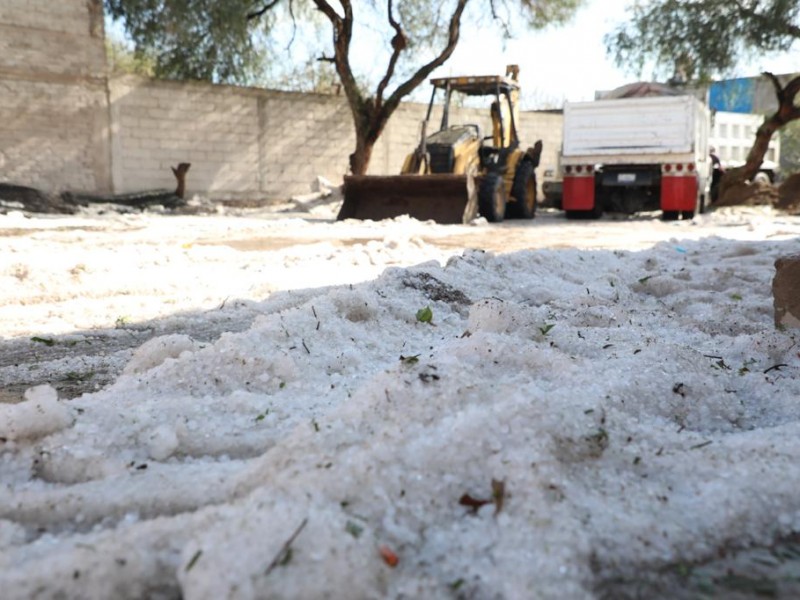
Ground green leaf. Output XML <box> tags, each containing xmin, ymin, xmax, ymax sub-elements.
<box><xmin>64</xmin><ymin>371</ymin><xmax>94</xmax><ymax>382</ymax></box>
<box><xmin>31</xmin><ymin>336</ymin><xmax>55</xmax><ymax>346</ymax></box>
<box><xmin>638</xmin><ymin>275</ymin><xmax>653</xmax><ymax>284</ymax></box>
<box><xmin>730</xmin><ymin>293</ymin><xmax>743</xmax><ymax>301</ymax></box>
<box><xmin>278</xmin><ymin>548</ymin><xmax>293</xmax><ymax>566</ymax></box>
<box><xmin>539</xmin><ymin>323</ymin><xmax>555</xmax><ymax>335</ymax></box>
<box><xmin>400</xmin><ymin>354</ymin><xmax>420</xmax><ymax>364</ymax></box>
<box><xmin>345</xmin><ymin>520</ymin><xmax>363</xmax><ymax>538</ymax></box>
<box><xmin>416</xmin><ymin>306</ymin><xmax>433</xmax><ymax>323</ymax></box>
<box><xmin>185</xmin><ymin>550</ymin><xmax>203</xmax><ymax>572</ymax></box>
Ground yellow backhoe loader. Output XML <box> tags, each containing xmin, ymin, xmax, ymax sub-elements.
<box><xmin>337</xmin><ymin>65</ymin><xmax>543</xmax><ymax>224</ymax></box>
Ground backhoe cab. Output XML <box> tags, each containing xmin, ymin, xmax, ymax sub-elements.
<box><xmin>338</xmin><ymin>65</ymin><xmax>543</xmax><ymax>224</ymax></box>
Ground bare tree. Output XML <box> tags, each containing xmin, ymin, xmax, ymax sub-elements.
<box><xmin>290</xmin><ymin>0</ymin><xmax>468</xmax><ymax>175</ymax></box>
<box><xmin>736</xmin><ymin>74</ymin><xmax>800</xmax><ymax>181</ymax></box>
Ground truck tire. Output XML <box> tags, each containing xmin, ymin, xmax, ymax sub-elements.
<box><xmin>478</xmin><ymin>172</ymin><xmax>506</xmax><ymax>222</ymax></box>
<box><xmin>565</xmin><ymin>209</ymin><xmax>602</xmax><ymax>220</ymax></box>
<box><xmin>506</xmin><ymin>160</ymin><xmax>537</xmax><ymax>219</ymax></box>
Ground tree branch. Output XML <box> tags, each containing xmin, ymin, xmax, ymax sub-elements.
<box><xmin>377</xmin><ymin>0</ymin><xmax>470</xmax><ymax>130</ymax></box>
<box><xmin>247</xmin><ymin>0</ymin><xmax>282</xmax><ymax>21</ymax></box>
<box><xmin>313</xmin><ymin>1</ymin><xmax>364</xmax><ymax>130</ymax></box>
<box><xmin>764</xmin><ymin>72</ymin><xmax>800</xmax><ymax>124</ymax></box>
<box><xmin>286</xmin><ymin>0</ymin><xmax>298</xmax><ymax>50</ymax></box>
<box><xmin>781</xmin><ymin>74</ymin><xmax>800</xmax><ymax>104</ymax></box>
<box><xmin>489</xmin><ymin>0</ymin><xmax>511</xmax><ymax>38</ymax></box>
<box><xmin>312</xmin><ymin>0</ymin><xmax>342</xmax><ymax>25</ymax></box>
<box><xmin>732</xmin><ymin>0</ymin><xmax>800</xmax><ymax>38</ymax></box>
<box><xmin>375</xmin><ymin>0</ymin><xmax>407</xmax><ymax>111</ymax></box>
<box><xmin>764</xmin><ymin>71</ymin><xmax>783</xmax><ymax>100</ymax></box>
<box><xmin>780</xmin><ymin>74</ymin><xmax>800</xmax><ymax>122</ymax></box>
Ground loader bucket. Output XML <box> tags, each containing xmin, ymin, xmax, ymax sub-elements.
<box><xmin>338</xmin><ymin>174</ymin><xmax>478</xmax><ymax>224</ymax></box>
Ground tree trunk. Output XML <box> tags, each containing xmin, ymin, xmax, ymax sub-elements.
<box><xmin>311</xmin><ymin>0</ymin><xmax>468</xmax><ymax>177</ymax></box>
<box><xmin>349</xmin><ymin>138</ymin><xmax>374</xmax><ymax>176</ymax></box>
<box><xmin>171</xmin><ymin>162</ymin><xmax>191</xmax><ymax>199</ymax></box>
<box><xmin>718</xmin><ymin>73</ymin><xmax>800</xmax><ymax>203</ymax></box>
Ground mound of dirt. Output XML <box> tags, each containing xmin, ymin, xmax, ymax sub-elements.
<box><xmin>714</xmin><ymin>179</ymin><xmax>779</xmax><ymax>207</ymax></box>
<box><xmin>777</xmin><ymin>173</ymin><xmax>800</xmax><ymax>214</ymax></box>
<box><xmin>0</xmin><ymin>183</ymin><xmax>77</xmax><ymax>214</ymax></box>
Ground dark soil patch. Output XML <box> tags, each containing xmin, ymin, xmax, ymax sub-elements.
<box><xmin>777</xmin><ymin>174</ymin><xmax>800</xmax><ymax>214</ymax></box>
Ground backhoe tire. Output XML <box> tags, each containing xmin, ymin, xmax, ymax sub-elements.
<box><xmin>506</xmin><ymin>160</ymin><xmax>537</xmax><ymax>219</ymax></box>
<box><xmin>478</xmin><ymin>172</ymin><xmax>506</xmax><ymax>223</ymax></box>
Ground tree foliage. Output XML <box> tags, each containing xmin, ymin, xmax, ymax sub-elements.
<box><xmin>104</xmin><ymin>0</ymin><xmax>277</xmax><ymax>84</ymax></box>
<box><xmin>606</xmin><ymin>0</ymin><xmax>800</xmax><ymax>81</ymax></box>
<box><xmin>105</xmin><ymin>37</ymin><xmax>156</xmax><ymax>77</ymax></box>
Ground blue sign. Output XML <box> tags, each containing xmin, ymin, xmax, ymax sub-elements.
<box><xmin>709</xmin><ymin>78</ymin><xmax>755</xmax><ymax>113</ymax></box>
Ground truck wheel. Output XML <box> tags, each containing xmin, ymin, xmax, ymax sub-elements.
<box><xmin>661</xmin><ymin>211</ymin><xmax>679</xmax><ymax>221</ymax></box>
<box><xmin>565</xmin><ymin>210</ymin><xmax>599</xmax><ymax>220</ymax></box>
<box><xmin>506</xmin><ymin>161</ymin><xmax>537</xmax><ymax>219</ymax></box>
<box><xmin>478</xmin><ymin>172</ymin><xmax>506</xmax><ymax>222</ymax></box>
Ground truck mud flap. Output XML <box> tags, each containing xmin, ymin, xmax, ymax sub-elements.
<box><xmin>338</xmin><ymin>174</ymin><xmax>478</xmax><ymax>224</ymax></box>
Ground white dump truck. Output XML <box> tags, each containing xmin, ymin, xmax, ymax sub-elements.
<box><xmin>560</xmin><ymin>95</ymin><xmax>710</xmax><ymax>220</ymax></box>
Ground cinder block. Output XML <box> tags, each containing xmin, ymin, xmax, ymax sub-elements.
<box><xmin>774</xmin><ymin>254</ymin><xmax>800</xmax><ymax>328</ymax></box>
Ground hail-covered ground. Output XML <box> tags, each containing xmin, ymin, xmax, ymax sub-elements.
<box><xmin>1</xmin><ymin>199</ymin><xmax>800</xmax><ymax>599</ymax></box>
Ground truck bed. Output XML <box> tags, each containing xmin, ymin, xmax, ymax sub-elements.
<box><xmin>562</xmin><ymin>95</ymin><xmax>709</xmax><ymax>161</ymax></box>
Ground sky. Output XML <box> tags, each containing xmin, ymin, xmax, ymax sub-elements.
<box><xmin>2</xmin><ymin>202</ymin><xmax>800</xmax><ymax>597</ymax></box>
<box><xmin>432</xmin><ymin>0</ymin><xmax>637</xmax><ymax>105</ymax></box>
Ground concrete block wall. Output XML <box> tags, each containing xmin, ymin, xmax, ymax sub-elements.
<box><xmin>259</xmin><ymin>88</ymin><xmax>354</xmax><ymax>194</ymax></box>
<box><xmin>518</xmin><ymin>110</ymin><xmax>565</xmax><ymax>186</ymax></box>
<box><xmin>0</xmin><ymin>0</ymin><xmax>111</xmax><ymax>193</ymax></box>
<box><xmin>110</xmin><ymin>76</ymin><xmax>359</xmax><ymax>199</ymax></box>
<box><xmin>110</xmin><ymin>77</ymin><xmax>261</xmax><ymax>197</ymax></box>
<box><xmin>0</xmin><ymin>0</ymin><xmax>105</xmax><ymax>77</ymax></box>
<box><xmin>110</xmin><ymin>77</ymin><xmax>563</xmax><ymax>200</ymax></box>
